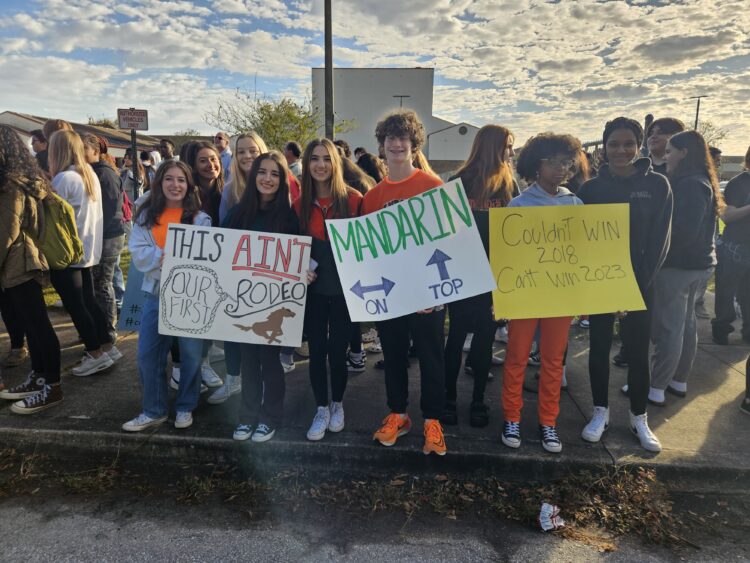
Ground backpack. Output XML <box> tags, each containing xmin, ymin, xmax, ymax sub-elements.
<box><xmin>35</xmin><ymin>192</ymin><xmax>84</xmax><ymax>269</ymax></box>
<box><xmin>122</xmin><ymin>190</ymin><xmax>133</xmax><ymax>223</ymax></box>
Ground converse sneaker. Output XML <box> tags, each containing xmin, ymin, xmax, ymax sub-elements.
<box><xmin>252</xmin><ymin>422</ymin><xmax>275</xmax><ymax>442</ymax></box>
<box><xmin>0</xmin><ymin>371</ymin><xmax>45</xmax><ymax>400</ymax></box>
<box><xmin>233</xmin><ymin>424</ymin><xmax>253</xmax><ymax>441</ymax></box>
<box><xmin>501</xmin><ymin>420</ymin><xmax>521</xmax><ymax>449</ymax></box>
<box><xmin>306</xmin><ymin>406</ymin><xmax>330</xmax><ymax>441</ymax></box>
<box><xmin>175</xmin><ymin>411</ymin><xmax>193</xmax><ymax>429</ymax></box>
<box><xmin>106</xmin><ymin>345</ymin><xmax>123</xmax><ymax>363</ymax></box>
<box><xmin>540</xmin><ymin>425</ymin><xmax>562</xmax><ymax>453</ymax></box>
<box><xmin>201</xmin><ymin>361</ymin><xmax>223</xmax><ymax>388</ymax></box>
<box><xmin>207</xmin><ymin>374</ymin><xmax>241</xmax><ymax>405</ymax></box>
<box><xmin>10</xmin><ymin>383</ymin><xmax>63</xmax><ymax>414</ymax></box>
<box><xmin>122</xmin><ymin>413</ymin><xmax>167</xmax><ymax>432</ymax></box>
<box><xmin>328</xmin><ymin>401</ymin><xmax>345</xmax><ymax>432</ymax></box>
<box><xmin>280</xmin><ymin>353</ymin><xmax>295</xmax><ymax>374</ymax></box>
<box><xmin>3</xmin><ymin>346</ymin><xmax>28</xmax><ymax>368</ymax></box>
<box><xmin>170</xmin><ymin>367</ymin><xmax>209</xmax><ymax>393</ymax></box>
<box><xmin>346</xmin><ymin>351</ymin><xmax>365</xmax><ymax>373</ymax></box>
<box><xmin>629</xmin><ymin>411</ymin><xmax>662</xmax><ymax>452</ymax></box>
<box><xmin>581</xmin><ymin>406</ymin><xmax>609</xmax><ymax>443</ymax></box>
<box><xmin>72</xmin><ymin>352</ymin><xmax>114</xmax><ymax>376</ymax></box>
<box><xmin>578</xmin><ymin>319</ymin><xmax>590</xmax><ymax>329</ymax></box>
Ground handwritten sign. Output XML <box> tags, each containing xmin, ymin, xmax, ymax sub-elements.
<box><xmin>159</xmin><ymin>224</ymin><xmax>312</xmax><ymax>347</ymax></box>
<box><xmin>489</xmin><ymin>204</ymin><xmax>646</xmax><ymax>319</ymax></box>
<box><xmin>326</xmin><ymin>180</ymin><xmax>496</xmax><ymax>321</ymax></box>
<box><xmin>116</xmin><ymin>265</ymin><xmax>147</xmax><ymax>332</ymax></box>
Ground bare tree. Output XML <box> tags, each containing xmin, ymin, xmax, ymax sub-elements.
<box><xmin>696</xmin><ymin>119</ymin><xmax>728</xmax><ymax>148</ymax></box>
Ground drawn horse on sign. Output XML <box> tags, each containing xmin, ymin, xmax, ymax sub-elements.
<box><xmin>234</xmin><ymin>307</ymin><xmax>296</xmax><ymax>344</ymax></box>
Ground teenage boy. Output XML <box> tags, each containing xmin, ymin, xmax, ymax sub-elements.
<box><xmin>360</xmin><ymin>110</ymin><xmax>447</xmax><ymax>456</ymax></box>
<box><xmin>645</xmin><ymin>117</ymin><xmax>685</xmax><ymax>176</ymax></box>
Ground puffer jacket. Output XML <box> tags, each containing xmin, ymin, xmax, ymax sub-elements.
<box><xmin>0</xmin><ymin>176</ymin><xmax>49</xmax><ymax>289</ymax></box>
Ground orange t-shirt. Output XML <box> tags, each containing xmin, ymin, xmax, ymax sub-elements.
<box><xmin>152</xmin><ymin>207</ymin><xmax>183</xmax><ymax>249</ymax></box>
<box><xmin>361</xmin><ymin>168</ymin><xmax>443</xmax><ymax>215</ymax></box>
<box><xmin>293</xmin><ymin>189</ymin><xmax>362</xmax><ymax>240</ymax></box>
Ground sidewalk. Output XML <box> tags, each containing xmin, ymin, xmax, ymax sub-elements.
<box><xmin>1</xmin><ymin>293</ymin><xmax>748</xmax><ymax>492</ymax></box>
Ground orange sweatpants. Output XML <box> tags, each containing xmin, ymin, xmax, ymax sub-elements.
<box><xmin>502</xmin><ymin>317</ymin><xmax>572</xmax><ymax>427</ymax></box>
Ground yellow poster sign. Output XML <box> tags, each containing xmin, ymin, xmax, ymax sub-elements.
<box><xmin>490</xmin><ymin>204</ymin><xmax>646</xmax><ymax>319</ymax></box>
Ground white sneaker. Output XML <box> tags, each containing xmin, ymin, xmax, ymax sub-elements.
<box><xmin>648</xmin><ymin>387</ymin><xmax>666</xmax><ymax>406</ymax></box>
<box><xmin>581</xmin><ymin>406</ymin><xmax>609</xmax><ymax>443</ymax></box>
<box><xmin>280</xmin><ymin>354</ymin><xmax>295</xmax><ymax>373</ymax></box>
<box><xmin>209</xmin><ymin>344</ymin><xmax>225</xmax><ymax>360</ymax></box>
<box><xmin>201</xmin><ymin>361</ymin><xmax>223</xmax><ymax>388</ymax></box>
<box><xmin>207</xmin><ymin>374</ymin><xmax>241</xmax><ymax>405</ymax></box>
<box><xmin>306</xmin><ymin>406</ymin><xmax>330</xmax><ymax>441</ymax></box>
<box><xmin>233</xmin><ymin>424</ymin><xmax>253</xmax><ymax>441</ymax></box>
<box><xmin>106</xmin><ymin>346</ymin><xmax>123</xmax><ymax>362</ymax></box>
<box><xmin>463</xmin><ymin>333</ymin><xmax>473</xmax><ymax>352</ymax></box>
<box><xmin>495</xmin><ymin>326</ymin><xmax>508</xmax><ymax>344</ymax></box>
<box><xmin>122</xmin><ymin>413</ymin><xmax>167</xmax><ymax>432</ymax></box>
<box><xmin>72</xmin><ymin>352</ymin><xmax>114</xmax><ymax>376</ymax></box>
<box><xmin>629</xmin><ymin>411</ymin><xmax>662</xmax><ymax>452</ymax></box>
<box><xmin>175</xmin><ymin>411</ymin><xmax>193</xmax><ymax>429</ymax></box>
<box><xmin>328</xmin><ymin>401</ymin><xmax>345</xmax><ymax>432</ymax></box>
<box><xmin>170</xmin><ymin>366</ymin><xmax>208</xmax><ymax>393</ymax></box>
<box><xmin>491</xmin><ymin>350</ymin><xmax>505</xmax><ymax>365</ymax></box>
<box><xmin>362</xmin><ymin>328</ymin><xmax>378</xmax><ymax>343</ymax></box>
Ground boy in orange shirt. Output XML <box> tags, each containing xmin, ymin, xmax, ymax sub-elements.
<box><xmin>361</xmin><ymin>110</ymin><xmax>447</xmax><ymax>455</ymax></box>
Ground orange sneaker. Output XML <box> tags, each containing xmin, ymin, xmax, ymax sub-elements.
<box><xmin>373</xmin><ymin>413</ymin><xmax>411</xmax><ymax>446</ymax></box>
<box><xmin>423</xmin><ymin>419</ymin><xmax>447</xmax><ymax>456</ymax></box>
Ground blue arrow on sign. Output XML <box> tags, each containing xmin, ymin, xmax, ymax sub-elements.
<box><xmin>426</xmin><ymin>249</ymin><xmax>452</xmax><ymax>281</ymax></box>
<box><xmin>350</xmin><ymin>277</ymin><xmax>396</xmax><ymax>300</ymax></box>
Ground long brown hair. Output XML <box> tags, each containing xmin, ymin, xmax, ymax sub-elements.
<box><xmin>454</xmin><ymin>125</ymin><xmax>515</xmax><ymax>207</ymax></box>
<box><xmin>229</xmin><ymin>151</ymin><xmax>291</xmax><ymax>233</ymax></box>
<box><xmin>298</xmin><ymin>138</ymin><xmax>351</xmax><ymax>234</ymax></box>
<box><xmin>48</xmin><ymin>130</ymin><xmax>99</xmax><ymax>201</ymax></box>
<box><xmin>412</xmin><ymin>149</ymin><xmax>440</xmax><ymax>179</ymax></box>
<box><xmin>668</xmin><ymin>130</ymin><xmax>724</xmax><ymax>216</ymax></box>
<box><xmin>136</xmin><ymin>161</ymin><xmax>201</xmax><ymax>228</ymax></box>
<box><xmin>189</xmin><ymin>141</ymin><xmax>225</xmax><ymax>194</ymax></box>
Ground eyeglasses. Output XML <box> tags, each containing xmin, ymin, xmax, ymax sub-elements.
<box><xmin>541</xmin><ymin>158</ymin><xmax>576</xmax><ymax>171</ymax></box>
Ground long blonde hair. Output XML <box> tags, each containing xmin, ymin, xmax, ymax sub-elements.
<box><xmin>49</xmin><ymin>130</ymin><xmax>98</xmax><ymax>201</ymax></box>
<box><xmin>413</xmin><ymin>149</ymin><xmax>440</xmax><ymax>179</ymax></box>
<box><xmin>230</xmin><ymin>131</ymin><xmax>268</xmax><ymax>206</ymax></box>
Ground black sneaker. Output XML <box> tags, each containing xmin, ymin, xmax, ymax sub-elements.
<box><xmin>539</xmin><ymin>425</ymin><xmax>562</xmax><ymax>453</ymax></box>
<box><xmin>469</xmin><ymin>401</ymin><xmax>489</xmax><ymax>428</ymax></box>
<box><xmin>375</xmin><ymin>359</ymin><xmax>385</xmax><ymax>370</ymax></box>
<box><xmin>740</xmin><ymin>397</ymin><xmax>750</xmax><ymax>417</ymax></box>
<box><xmin>346</xmin><ymin>351</ymin><xmax>365</xmax><ymax>373</ymax></box>
<box><xmin>528</xmin><ymin>351</ymin><xmax>541</xmax><ymax>366</ymax></box>
<box><xmin>501</xmin><ymin>420</ymin><xmax>521</xmax><ymax>448</ymax></box>
<box><xmin>10</xmin><ymin>383</ymin><xmax>63</xmax><ymax>414</ymax></box>
<box><xmin>612</xmin><ymin>353</ymin><xmax>628</xmax><ymax>368</ymax></box>
<box><xmin>440</xmin><ymin>400</ymin><xmax>458</xmax><ymax>426</ymax></box>
<box><xmin>0</xmin><ymin>371</ymin><xmax>45</xmax><ymax>400</ymax></box>
<box><xmin>251</xmin><ymin>422</ymin><xmax>275</xmax><ymax>442</ymax></box>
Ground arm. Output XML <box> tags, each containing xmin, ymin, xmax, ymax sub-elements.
<box><xmin>668</xmin><ymin>180</ymin><xmax>711</xmax><ymax>256</ymax></box>
<box><xmin>0</xmin><ymin>199</ymin><xmax>21</xmax><ymax>274</ymax></box>
<box><xmin>128</xmin><ymin>222</ymin><xmax>163</xmax><ymax>275</ymax></box>
<box><xmin>637</xmin><ymin>186</ymin><xmax>673</xmax><ymax>290</ymax></box>
<box><xmin>721</xmin><ymin>205</ymin><xmax>750</xmax><ymax>224</ymax></box>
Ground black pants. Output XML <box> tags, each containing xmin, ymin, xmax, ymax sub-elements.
<box><xmin>305</xmin><ymin>293</ymin><xmax>351</xmax><ymax>406</ymax></box>
<box><xmin>589</xmin><ymin>310</ymin><xmax>650</xmax><ymax>415</ymax></box>
<box><xmin>350</xmin><ymin>322</ymin><xmax>362</xmax><ymax>354</ymax></box>
<box><xmin>444</xmin><ymin>292</ymin><xmax>494</xmax><ymax>404</ymax></box>
<box><xmin>0</xmin><ymin>288</ymin><xmax>25</xmax><ymax>349</ymax></box>
<box><xmin>712</xmin><ymin>249</ymin><xmax>750</xmax><ymax>338</ymax></box>
<box><xmin>238</xmin><ymin>343</ymin><xmax>285</xmax><ymax>426</ymax></box>
<box><xmin>50</xmin><ymin>267</ymin><xmax>112</xmax><ymax>351</ymax></box>
<box><xmin>377</xmin><ymin>308</ymin><xmax>446</xmax><ymax>420</ymax></box>
<box><xmin>4</xmin><ymin>280</ymin><xmax>60</xmax><ymax>383</ymax></box>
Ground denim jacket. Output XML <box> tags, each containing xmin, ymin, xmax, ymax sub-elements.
<box><xmin>128</xmin><ymin>211</ymin><xmax>211</xmax><ymax>294</ymax></box>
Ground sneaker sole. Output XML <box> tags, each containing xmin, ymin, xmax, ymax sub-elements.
<box><xmin>233</xmin><ymin>432</ymin><xmax>252</xmax><ymax>441</ymax></box>
<box><xmin>0</xmin><ymin>390</ymin><xmax>41</xmax><ymax>400</ymax></box>
<box><xmin>122</xmin><ymin>417</ymin><xmax>167</xmax><ymax>432</ymax></box>
<box><xmin>739</xmin><ymin>404</ymin><xmax>750</xmax><ymax>416</ymax></box>
<box><xmin>542</xmin><ymin>442</ymin><xmax>562</xmax><ymax>453</ymax></box>
<box><xmin>666</xmin><ymin>386</ymin><xmax>686</xmax><ymax>398</ymax></box>
<box><xmin>630</xmin><ymin>428</ymin><xmax>662</xmax><ymax>452</ymax></box>
<box><xmin>306</xmin><ymin>430</ymin><xmax>326</xmax><ymax>441</ymax></box>
<box><xmin>328</xmin><ymin>421</ymin><xmax>345</xmax><ymax>433</ymax></box>
<box><xmin>72</xmin><ymin>358</ymin><xmax>114</xmax><ymax>377</ymax></box>
<box><xmin>201</xmin><ymin>379</ymin><xmax>224</xmax><ymax>388</ymax></box>
<box><xmin>501</xmin><ymin>436</ymin><xmax>521</xmax><ymax>449</ymax></box>
<box><xmin>581</xmin><ymin>425</ymin><xmax>608</xmax><ymax>443</ymax></box>
<box><xmin>10</xmin><ymin>397</ymin><xmax>63</xmax><ymax>415</ymax></box>
<box><xmin>376</xmin><ymin>427</ymin><xmax>410</xmax><ymax>447</ymax></box>
<box><xmin>423</xmin><ymin>447</ymin><xmax>446</xmax><ymax>456</ymax></box>
<box><xmin>252</xmin><ymin>430</ymin><xmax>275</xmax><ymax>442</ymax></box>
<box><xmin>175</xmin><ymin>419</ymin><xmax>193</xmax><ymax>429</ymax></box>
<box><xmin>108</xmin><ymin>350</ymin><xmax>124</xmax><ymax>362</ymax></box>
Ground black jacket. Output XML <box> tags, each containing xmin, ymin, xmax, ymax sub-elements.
<box><xmin>578</xmin><ymin>158</ymin><xmax>673</xmax><ymax>296</ymax></box>
<box><xmin>662</xmin><ymin>173</ymin><xmax>716</xmax><ymax>270</ymax></box>
<box><xmin>91</xmin><ymin>162</ymin><xmax>125</xmax><ymax>239</ymax></box>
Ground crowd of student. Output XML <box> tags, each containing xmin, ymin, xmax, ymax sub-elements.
<box><xmin>0</xmin><ymin>109</ymin><xmax>749</xmax><ymax>458</ymax></box>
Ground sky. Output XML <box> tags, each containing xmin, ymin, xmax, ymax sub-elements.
<box><xmin>1</xmin><ymin>0</ymin><xmax>749</xmax><ymax>153</ymax></box>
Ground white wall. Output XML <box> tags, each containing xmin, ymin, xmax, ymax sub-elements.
<box><xmin>427</xmin><ymin>123</ymin><xmax>478</xmax><ymax>162</ymax></box>
<box><xmin>312</xmin><ymin>68</ymin><xmax>440</xmax><ymax>155</ymax></box>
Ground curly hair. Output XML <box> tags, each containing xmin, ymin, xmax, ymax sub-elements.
<box><xmin>515</xmin><ymin>133</ymin><xmax>582</xmax><ymax>182</ymax></box>
<box><xmin>0</xmin><ymin>125</ymin><xmax>47</xmax><ymax>193</ymax></box>
<box><xmin>375</xmin><ymin>110</ymin><xmax>425</xmax><ymax>153</ymax></box>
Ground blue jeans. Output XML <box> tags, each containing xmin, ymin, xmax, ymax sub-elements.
<box><xmin>137</xmin><ymin>294</ymin><xmax>202</xmax><ymax>418</ymax></box>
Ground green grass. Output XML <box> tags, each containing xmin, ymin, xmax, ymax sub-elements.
<box><xmin>43</xmin><ymin>249</ymin><xmax>131</xmax><ymax>307</ymax></box>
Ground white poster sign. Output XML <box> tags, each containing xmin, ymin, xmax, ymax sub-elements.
<box><xmin>326</xmin><ymin>180</ymin><xmax>496</xmax><ymax>321</ymax></box>
<box><xmin>159</xmin><ymin>224</ymin><xmax>312</xmax><ymax>347</ymax></box>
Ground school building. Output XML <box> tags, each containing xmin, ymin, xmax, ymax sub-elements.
<box><xmin>311</xmin><ymin>68</ymin><xmax>479</xmax><ymax>174</ymax></box>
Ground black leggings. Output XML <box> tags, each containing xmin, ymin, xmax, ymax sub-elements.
<box><xmin>0</xmin><ymin>288</ymin><xmax>25</xmax><ymax>349</ymax></box>
<box><xmin>4</xmin><ymin>280</ymin><xmax>60</xmax><ymax>383</ymax></box>
<box><xmin>350</xmin><ymin>322</ymin><xmax>362</xmax><ymax>354</ymax></box>
<box><xmin>444</xmin><ymin>292</ymin><xmax>494</xmax><ymax>404</ymax></box>
<box><xmin>588</xmin><ymin>310</ymin><xmax>650</xmax><ymax>415</ymax></box>
<box><xmin>50</xmin><ymin>267</ymin><xmax>112</xmax><ymax>351</ymax></box>
<box><xmin>305</xmin><ymin>293</ymin><xmax>351</xmax><ymax>406</ymax></box>
<box><xmin>239</xmin><ymin>343</ymin><xmax>285</xmax><ymax>426</ymax></box>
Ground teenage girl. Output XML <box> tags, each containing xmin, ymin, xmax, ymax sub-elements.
<box><xmin>123</xmin><ymin>161</ymin><xmax>210</xmax><ymax>432</ymax></box>
<box><xmin>294</xmin><ymin>139</ymin><xmax>362</xmax><ymax>441</ymax></box>
<box><xmin>442</xmin><ymin>125</ymin><xmax>515</xmax><ymax>428</ymax></box>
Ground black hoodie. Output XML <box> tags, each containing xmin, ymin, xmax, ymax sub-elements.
<box><xmin>91</xmin><ymin>161</ymin><xmax>125</xmax><ymax>239</ymax></box>
<box><xmin>578</xmin><ymin>158</ymin><xmax>673</xmax><ymax>297</ymax></box>
<box><xmin>662</xmin><ymin>172</ymin><xmax>716</xmax><ymax>270</ymax></box>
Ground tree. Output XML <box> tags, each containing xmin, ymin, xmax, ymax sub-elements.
<box><xmin>170</xmin><ymin>128</ymin><xmax>203</xmax><ymax>151</ymax></box>
<box><xmin>696</xmin><ymin>119</ymin><xmax>729</xmax><ymax>148</ymax></box>
<box><xmin>87</xmin><ymin>116</ymin><xmax>118</xmax><ymax>129</ymax></box>
<box><xmin>204</xmin><ymin>90</ymin><xmax>354</xmax><ymax>150</ymax></box>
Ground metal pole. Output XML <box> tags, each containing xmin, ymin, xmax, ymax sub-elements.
<box><xmin>324</xmin><ymin>0</ymin><xmax>334</xmax><ymax>140</ymax></box>
<box><xmin>694</xmin><ymin>97</ymin><xmax>701</xmax><ymax>130</ymax></box>
<box><xmin>130</xmin><ymin>128</ymin><xmax>140</xmax><ymax>197</ymax></box>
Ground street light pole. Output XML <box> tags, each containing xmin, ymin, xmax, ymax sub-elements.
<box><xmin>689</xmin><ymin>95</ymin><xmax>708</xmax><ymax>130</ymax></box>
<box><xmin>393</xmin><ymin>95</ymin><xmax>411</xmax><ymax>108</ymax></box>
<box><xmin>324</xmin><ymin>0</ymin><xmax>334</xmax><ymax>140</ymax></box>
